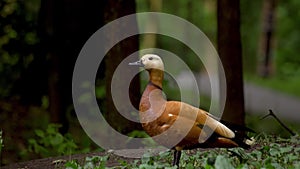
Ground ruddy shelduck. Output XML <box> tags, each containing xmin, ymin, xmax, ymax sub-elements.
<box><xmin>129</xmin><ymin>54</ymin><xmax>254</xmax><ymax>167</ymax></box>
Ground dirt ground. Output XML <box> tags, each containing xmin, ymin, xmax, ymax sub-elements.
<box><xmin>1</xmin><ymin>148</ymin><xmax>165</xmax><ymax>169</ymax></box>
<box><xmin>1</xmin><ymin>151</ymin><xmax>135</xmax><ymax>169</ymax></box>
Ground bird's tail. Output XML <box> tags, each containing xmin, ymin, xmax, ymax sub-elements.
<box><xmin>221</xmin><ymin>120</ymin><xmax>256</xmax><ymax>149</ymax></box>
<box><xmin>233</xmin><ymin>132</ymin><xmax>255</xmax><ymax>149</ymax></box>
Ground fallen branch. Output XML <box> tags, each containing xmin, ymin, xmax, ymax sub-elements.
<box><xmin>261</xmin><ymin>109</ymin><xmax>296</xmax><ymax>136</ymax></box>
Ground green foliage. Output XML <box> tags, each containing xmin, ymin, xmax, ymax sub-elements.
<box><xmin>28</xmin><ymin>124</ymin><xmax>78</xmax><ymax>157</ymax></box>
<box><xmin>136</xmin><ymin>0</ymin><xmax>216</xmax><ymax>72</ymax></box>
<box><xmin>179</xmin><ymin>134</ymin><xmax>300</xmax><ymax>169</ymax></box>
<box><xmin>65</xmin><ymin>156</ymin><xmax>109</xmax><ymax>169</ymax></box>
<box><xmin>127</xmin><ymin>130</ymin><xmax>157</xmax><ymax>147</ymax></box>
<box><xmin>276</xmin><ymin>0</ymin><xmax>300</xmax><ymax>78</ymax></box>
<box><xmin>63</xmin><ymin>134</ymin><xmax>300</xmax><ymax>169</ymax></box>
<box><xmin>240</xmin><ymin>0</ymin><xmax>263</xmax><ymax>74</ymax></box>
<box><xmin>214</xmin><ymin>155</ymin><xmax>234</xmax><ymax>169</ymax></box>
<box><xmin>121</xmin><ymin>151</ymin><xmax>175</xmax><ymax>169</ymax></box>
<box><xmin>0</xmin><ymin>0</ymin><xmax>40</xmax><ymax>97</ymax></box>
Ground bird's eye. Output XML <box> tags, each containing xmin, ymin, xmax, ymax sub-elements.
<box><xmin>149</xmin><ymin>57</ymin><xmax>153</xmax><ymax>60</ymax></box>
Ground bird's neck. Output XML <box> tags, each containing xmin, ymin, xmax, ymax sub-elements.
<box><xmin>139</xmin><ymin>69</ymin><xmax>165</xmax><ymax>113</ymax></box>
<box><xmin>149</xmin><ymin>69</ymin><xmax>164</xmax><ymax>89</ymax></box>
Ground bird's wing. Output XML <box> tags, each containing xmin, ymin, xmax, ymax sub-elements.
<box><xmin>165</xmin><ymin>101</ymin><xmax>235</xmax><ymax>139</ymax></box>
<box><xmin>205</xmin><ymin>108</ymin><xmax>255</xmax><ymax>134</ymax></box>
<box><xmin>152</xmin><ymin>106</ymin><xmax>238</xmax><ymax>149</ymax></box>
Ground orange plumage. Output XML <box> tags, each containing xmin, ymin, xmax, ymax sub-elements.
<box><xmin>129</xmin><ymin>54</ymin><xmax>254</xmax><ymax>167</ymax></box>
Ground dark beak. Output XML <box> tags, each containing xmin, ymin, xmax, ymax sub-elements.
<box><xmin>128</xmin><ymin>60</ymin><xmax>144</xmax><ymax>66</ymax></box>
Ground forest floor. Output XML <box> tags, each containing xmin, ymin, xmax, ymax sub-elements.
<box><xmin>2</xmin><ymin>135</ymin><xmax>300</xmax><ymax>169</ymax></box>
<box><xmin>1</xmin><ymin>148</ymin><xmax>164</xmax><ymax>169</ymax></box>
<box><xmin>1</xmin><ymin>151</ymin><xmax>132</xmax><ymax>169</ymax></box>
<box><xmin>2</xmin><ymin>147</ymin><xmax>174</xmax><ymax>169</ymax></box>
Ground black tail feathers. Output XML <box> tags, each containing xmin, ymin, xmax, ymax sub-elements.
<box><xmin>220</xmin><ymin>120</ymin><xmax>256</xmax><ymax>149</ymax></box>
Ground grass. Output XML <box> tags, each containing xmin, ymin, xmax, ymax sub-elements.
<box><xmin>246</xmin><ymin>112</ymin><xmax>300</xmax><ymax>138</ymax></box>
<box><xmin>244</xmin><ymin>74</ymin><xmax>300</xmax><ymax>98</ymax></box>
<box><xmin>63</xmin><ymin>133</ymin><xmax>300</xmax><ymax>169</ymax></box>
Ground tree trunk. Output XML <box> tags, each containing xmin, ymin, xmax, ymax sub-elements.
<box><xmin>140</xmin><ymin>0</ymin><xmax>162</xmax><ymax>49</ymax></box>
<box><xmin>38</xmin><ymin>0</ymin><xmax>104</xmax><ymax>133</ymax></box>
<box><xmin>104</xmin><ymin>0</ymin><xmax>142</xmax><ymax>134</ymax></box>
<box><xmin>257</xmin><ymin>0</ymin><xmax>277</xmax><ymax>78</ymax></box>
<box><xmin>217</xmin><ymin>0</ymin><xmax>245</xmax><ymax>126</ymax></box>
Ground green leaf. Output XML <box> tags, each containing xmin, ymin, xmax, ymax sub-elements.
<box><xmin>95</xmin><ymin>86</ymin><xmax>106</xmax><ymax>98</ymax></box>
<box><xmin>185</xmin><ymin>163</ymin><xmax>195</xmax><ymax>169</ymax></box>
<box><xmin>293</xmin><ymin>162</ymin><xmax>300</xmax><ymax>169</ymax></box>
<box><xmin>83</xmin><ymin>161</ymin><xmax>94</xmax><ymax>169</ymax></box>
<box><xmin>288</xmin><ymin>155</ymin><xmax>299</xmax><ymax>162</ymax></box>
<box><xmin>139</xmin><ymin>163</ymin><xmax>155</xmax><ymax>169</ymax></box>
<box><xmin>65</xmin><ymin>160</ymin><xmax>82</xmax><ymax>169</ymax></box>
<box><xmin>294</xmin><ymin>147</ymin><xmax>300</xmax><ymax>152</ymax></box>
<box><xmin>141</xmin><ymin>152</ymin><xmax>152</xmax><ymax>164</ymax></box>
<box><xmin>214</xmin><ymin>155</ymin><xmax>234</xmax><ymax>169</ymax></box>
<box><xmin>164</xmin><ymin>166</ymin><xmax>177</xmax><ymax>169</ymax></box>
<box><xmin>46</xmin><ymin>124</ymin><xmax>61</xmax><ymax>134</ymax></box>
<box><xmin>263</xmin><ymin>145</ymin><xmax>270</xmax><ymax>151</ymax></box>
<box><xmin>34</xmin><ymin>144</ymin><xmax>49</xmax><ymax>155</ymax></box>
<box><xmin>269</xmin><ymin>148</ymin><xmax>280</xmax><ymax>156</ymax></box>
<box><xmin>50</xmin><ymin>134</ymin><xmax>64</xmax><ymax>146</ymax></box>
<box><xmin>271</xmin><ymin>162</ymin><xmax>284</xmax><ymax>169</ymax></box>
<box><xmin>28</xmin><ymin>138</ymin><xmax>37</xmax><ymax>144</ymax></box>
<box><xmin>279</xmin><ymin>146</ymin><xmax>292</xmax><ymax>154</ymax></box>
<box><xmin>290</xmin><ymin>135</ymin><xmax>300</xmax><ymax>144</ymax></box>
<box><xmin>34</xmin><ymin>129</ymin><xmax>44</xmax><ymax>138</ymax></box>
<box><xmin>250</xmin><ymin>150</ymin><xmax>262</xmax><ymax>160</ymax></box>
<box><xmin>204</xmin><ymin>164</ymin><xmax>214</xmax><ymax>169</ymax></box>
<box><xmin>239</xmin><ymin>164</ymin><xmax>249</xmax><ymax>169</ymax></box>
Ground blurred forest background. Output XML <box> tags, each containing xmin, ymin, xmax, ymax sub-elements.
<box><xmin>1</xmin><ymin>0</ymin><xmax>300</xmax><ymax>166</ymax></box>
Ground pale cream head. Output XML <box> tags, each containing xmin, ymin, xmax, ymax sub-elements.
<box><xmin>140</xmin><ymin>54</ymin><xmax>164</xmax><ymax>71</ymax></box>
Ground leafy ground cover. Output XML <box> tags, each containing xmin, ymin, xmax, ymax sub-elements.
<box><xmin>62</xmin><ymin>133</ymin><xmax>300</xmax><ymax>169</ymax></box>
<box><xmin>1</xmin><ymin>113</ymin><xmax>299</xmax><ymax>169</ymax></box>
<box><xmin>5</xmin><ymin>133</ymin><xmax>298</xmax><ymax>169</ymax></box>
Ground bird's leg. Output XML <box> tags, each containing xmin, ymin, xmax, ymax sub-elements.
<box><xmin>172</xmin><ymin>150</ymin><xmax>181</xmax><ymax>167</ymax></box>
